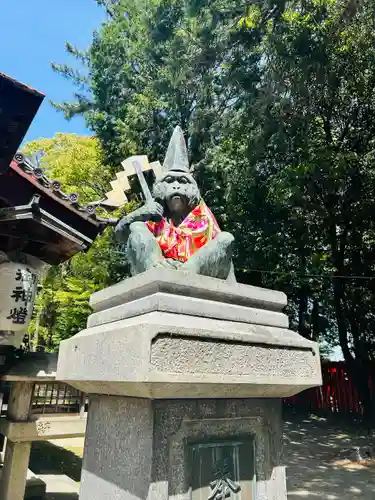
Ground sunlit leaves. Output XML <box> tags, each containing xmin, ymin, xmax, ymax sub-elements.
<box><xmin>23</xmin><ymin>133</ymin><xmax>130</xmax><ymax>350</ymax></box>
<box><xmin>22</xmin><ymin>134</ymin><xmax>113</xmax><ymax>204</ymax></box>
<box><xmin>49</xmin><ymin>0</ymin><xmax>375</xmax><ymax>387</ymax></box>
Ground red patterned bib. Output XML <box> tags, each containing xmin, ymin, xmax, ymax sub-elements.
<box><xmin>146</xmin><ymin>200</ymin><xmax>220</xmax><ymax>262</ymax></box>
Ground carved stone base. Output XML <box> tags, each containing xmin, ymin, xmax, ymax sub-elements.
<box><xmin>56</xmin><ymin>269</ymin><xmax>322</xmax><ymax>500</ymax></box>
<box><xmin>57</xmin><ymin>269</ymin><xmax>321</xmax><ymax>398</ymax></box>
<box><xmin>81</xmin><ymin>396</ymin><xmax>286</xmax><ymax>500</ymax></box>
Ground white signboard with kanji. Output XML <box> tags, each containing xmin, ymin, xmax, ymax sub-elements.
<box><xmin>0</xmin><ymin>263</ymin><xmax>38</xmax><ymax>346</ymax></box>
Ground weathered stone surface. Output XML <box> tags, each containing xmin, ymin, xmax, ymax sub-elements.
<box><xmin>57</xmin><ymin>310</ymin><xmax>320</xmax><ymax>398</ymax></box>
<box><xmin>0</xmin><ymin>468</ymin><xmax>47</xmax><ymax>500</ymax></box>
<box><xmin>0</xmin><ymin>441</ymin><xmax>31</xmax><ymax>500</ymax></box>
<box><xmin>88</xmin><ymin>291</ymin><xmax>289</xmax><ymax>328</ymax></box>
<box><xmin>24</xmin><ymin>471</ymin><xmax>47</xmax><ymax>500</ymax></box>
<box><xmin>90</xmin><ymin>268</ymin><xmax>287</xmax><ymax>313</ymax></box>
<box><xmin>57</xmin><ymin>270</ymin><xmax>320</xmax><ymax>500</ymax></box>
<box><xmin>80</xmin><ymin>396</ymin><xmax>153</xmax><ymax>500</ymax></box>
<box><xmin>150</xmin><ymin>335</ymin><xmax>317</xmax><ymax>378</ymax></box>
<box><xmin>0</xmin><ymin>415</ymin><xmax>86</xmax><ymax>442</ymax></box>
<box><xmin>79</xmin><ymin>396</ymin><xmax>287</xmax><ymax>500</ymax></box>
<box><xmin>0</xmin><ymin>382</ymin><xmax>34</xmax><ymax>500</ymax></box>
<box><xmin>58</xmin><ymin>271</ymin><xmax>321</xmax><ymax>399</ymax></box>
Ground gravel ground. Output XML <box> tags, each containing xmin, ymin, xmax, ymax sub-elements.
<box><xmin>284</xmin><ymin>413</ymin><xmax>375</xmax><ymax>499</ymax></box>
<box><xmin>28</xmin><ymin>414</ymin><xmax>375</xmax><ymax>499</ymax></box>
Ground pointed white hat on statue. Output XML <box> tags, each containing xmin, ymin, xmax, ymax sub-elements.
<box><xmin>163</xmin><ymin>126</ymin><xmax>190</xmax><ymax>173</ymax></box>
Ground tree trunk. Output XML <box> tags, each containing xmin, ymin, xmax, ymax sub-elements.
<box><xmin>311</xmin><ymin>298</ymin><xmax>319</xmax><ymax>342</ymax></box>
<box><xmin>332</xmin><ymin>278</ymin><xmax>374</xmax><ymax>425</ymax></box>
<box><xmin>351</xmin><ymin>362</ymin><xmax>374</xmax><ymax>429</ymax></box>
<box><xmin>298</xmin><ymin>287</ymin><xmax>309</xmax><ymax>339</ymax></box>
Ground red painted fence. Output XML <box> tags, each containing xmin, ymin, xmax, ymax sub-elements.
<box><xmin>284</xmin><ymin>361</ymin><xmax>373</xmax><ymax>415</ymax></box>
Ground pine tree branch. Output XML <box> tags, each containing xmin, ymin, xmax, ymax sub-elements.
<box><xmin>51</xmin><ymin>62</ymin><xmax>90</xmax><ymax>90</ymax></box>
<box><xmin>50</xmin><ymin>100</ymin><xmax>93</xmax><ymax>120</ymax></box>
<box><xmin>95</xmin><ymin>0</ymin><xmax>116</xmax><ymax>19</ymax></box>
<box><xmin>65</xmin><ymin>42</ymin><xmax>90</xmax><ymax>64</ymax></box>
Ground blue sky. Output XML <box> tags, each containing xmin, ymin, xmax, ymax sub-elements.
<box><xmin>0</xmin><ymin>0</ymin><xmax>105</xmax><ymax>142</ymax></box>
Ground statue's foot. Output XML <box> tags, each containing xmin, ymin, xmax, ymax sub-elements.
<box><xmin>182</xmin><ymin>231</ymin><xmax>235</xmax><ymax>280</ymax></box>
<box><xmin>215</xmin><ymin>231</ymin><xmax>235</xmax><ymax>248</ymax></box>
<box><xmin>152</xmin><ymin>258</ymin><xmax>182</xmax><ymax>271</ymax></box>
<box><xmin>127</xmin><ymin>222</ymin><xmax>166</xmax><ymax>275</ymax></box>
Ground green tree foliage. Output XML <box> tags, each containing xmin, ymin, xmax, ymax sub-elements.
<box><xmin>235</xmin><ymin>0</ymin><xmax>375</xmax><ymax>415</ymax></box>
<box><xmin>54</xmin><ymin>0</ymin><xmax>375</xmax><ymax>416</ymax></box>
<box><xmin>23</xmin><ymin>134</ymin><xmax>130</xmax><ymax>350</ymax></box>
<box><xmin>22</xmin><ymin>133</ymin><xmax>112</xmax><ymax>202</ymax></box>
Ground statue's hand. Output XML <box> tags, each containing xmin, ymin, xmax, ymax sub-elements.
<box><xmin>140</xmin><ymin>200</ymin><xmax>164</xmax><ymax>222</ymax></box>
<box><xmin>114</xmin><ymin>199</ymin><xmax>164</xmax><ymax>243</ymax></box>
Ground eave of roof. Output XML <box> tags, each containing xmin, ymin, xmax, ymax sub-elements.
<box><xmin>10</xmin><ymin>158</ymin><xmax>103</xmax><ymax>227</ymax></box>
<box><xmin>0</xmin><ymin>73</ymin><xmax>45</xmax><ymax>174</ymax></box>
<box><xmin>0</xmin><ymin>72</ymin><xmax>46</xmax><ymax>98</ymax></box>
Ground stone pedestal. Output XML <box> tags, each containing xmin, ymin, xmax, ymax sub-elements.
<box><xmin>0</xmin><ymin>381</ymin><xmax>46</xmax><ymax>500</ymax></box>
<box><xmin>0</xmin><ymin>354</ymin><xmax>85</xmax><ymax>499</ymax></box>
<box><xmin>57</xmin><ymin>269</ymin><xmax>322</xmax><ymax>500</ymax></box>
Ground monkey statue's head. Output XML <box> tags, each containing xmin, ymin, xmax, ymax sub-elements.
<box><xmin>152</xmin><ymin>171</ymin><xmax>201</xmax><ymax>222</ymax></box>
<box><xmin>152</xmin><ymin>126</ymin><xmax>201</xmax><ymax>223</ymax></box>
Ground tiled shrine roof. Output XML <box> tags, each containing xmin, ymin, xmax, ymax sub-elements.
<box><xmin>10</xmin><ymin>153</ymin><xmax>101</xmax><ymax>224</ymax></box>
<box><xmin>0</xmin><ymin>72</ymin><xmax>114</xmax><ymax>264</ymax></box>
<box><xmin>0</xmin><ymin>154</ymin><xmax>111</xmax><ymax>264</ymax></box>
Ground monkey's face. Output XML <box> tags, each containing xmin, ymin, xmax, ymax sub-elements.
<box><xmin>152</xmin><ymin>171</ymin><xmax>201</xmax><ymax>218</ymax></box>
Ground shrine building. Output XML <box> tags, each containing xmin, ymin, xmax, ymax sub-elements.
<box><xmin>0</xmin><ymin>72</ymin><xmax>106</xmax><ymax>367</ymax></box>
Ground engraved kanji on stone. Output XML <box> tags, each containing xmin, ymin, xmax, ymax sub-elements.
<box><xmin>208</xmin><ymin>458</ymin><xmax>241</xmax><ymax>500</ymax></box>
<box><xmin>15</xmin><ymin>268</ymin><xmax>37</xmax><ymax>284</ymax></box>
<box><xmin>10</xmin><ymin>286</ymin><xmax>33</xmax><ymax>304</ymax></box>
<box><xmin>7</xmin><ymin>307</ymin><xmax>28</xmax><ymax>324</ymax></box>
<box><xmin>15</xmin><ymin>268</ymin><xmax>23</xmax><ymax>281</ymax></box>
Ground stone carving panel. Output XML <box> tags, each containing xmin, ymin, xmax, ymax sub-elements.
<box><xmin>36</xmin><ymin>420</ymin><xmax>51</xmax><ymax>435</ymax></box>
<box><xmin>151</xmin><ymin>334</ymin><xmax>316</xmax><ymax>379</ymax></box>
<box><xmin>190</xmin><ymin>438</ymin><xmax>255</xmax><ymax>500</ymax></box>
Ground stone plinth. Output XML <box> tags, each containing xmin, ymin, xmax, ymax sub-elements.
<box><xmin>0</xmin><ymin>353</ymin><xmax>86</xmax><ymax>500</ymax></box>
<box><xmin>0</xmin><ymin>457</ymin><xmax>47</xmax><ymax>499</ymax></box>
<box><xmin>57</xmin><ymin>269</ymin><xmax>322</xmax><ymax>500</ymax></box>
